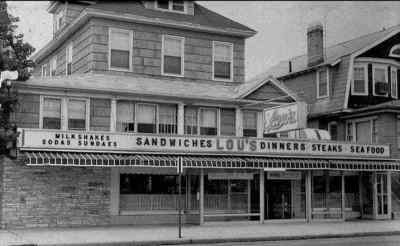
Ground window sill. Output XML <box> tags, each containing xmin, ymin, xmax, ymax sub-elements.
<box><xmin>109</xmin><ymin>67</ymin><xmax>132</xmax><ymax>72</ymax></box>
<box><xmin>162</xmin><ymin>72</ymin><xmax>184</xmax><ymax>78</ymax></box>
<box><xmin>213</xmin><ymin>77</ymin><xmax>233</xmax><ymax>82</ymax></box>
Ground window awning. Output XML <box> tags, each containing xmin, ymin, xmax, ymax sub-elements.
<box><xmin>22</xmin><ymin>151</ymin><xmax>400</xmax><ymax>171</ymax></box>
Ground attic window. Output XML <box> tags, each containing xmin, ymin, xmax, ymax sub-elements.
<box><xmin>156</xmin><ymin>0</ymin><xmax>186</xmax><ymax>13</ymax></box>
<box><xmin>389</xmin><ymin>44</ymin><xmax>400</xmax><ymax>58</ymax></box>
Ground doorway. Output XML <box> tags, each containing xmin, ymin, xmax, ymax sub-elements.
<box><xmin>376</xmin><ymin>172</ymin><xmax>390</xmax><ymax>219</ymax></box>
<box><xmin>266</xmin><ymin>180</ymin><xmax>292</xmax><ymax>219</ymax></box>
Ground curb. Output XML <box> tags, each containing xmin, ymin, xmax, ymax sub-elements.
<box><xmin>27</xmin><ymin>230</ymin><xmax>400</xmax><ymax>246</ymax></box>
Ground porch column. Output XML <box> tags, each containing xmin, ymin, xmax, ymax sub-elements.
<box><xmin>177</xmin><ymin>103</ymin><xmax>185</xmax><ymax>135</ymax></box>
<box><xmin>388</xmin><ymin>172</ymin><xmax>392</xmax><ymax>219</ymax></box>
<box><xmin>110</xmin><ymin>98</ymin><xmax>117</xmax><ymax>132</ymax></box>
<box><xmin>236</xmin><ymin>107</ymin><xmax>243</xmax><ymax>137</ymax></box>
<box><xmin>257</xmin><ymin>111</ymin><xmax>263</xmax><ymax>138</ymax></box>
<box><xmin>306</xmin><ymin>170</ymin><xmax>312</xmax><ymax>223</ymax></box>
<box><xmin>359</xmin><ymin>172</ymin><xmax>364</xmax><ymax>218</ymax></box>
<box><xmin>200</xmin><ymin>169</ymin><xmax>205</xmax><ymax>225</ymax></box>
<box><xmin>341</xmin><ymin>171</ymin><xmax>346</xmax><ymax>220</ymax></box>
<box><xmin>259</xmin><ymin>170</ymin><xmax>265</xmax><ymax>223</ymax></box>
<box><xmin>372</xmin><ymin>172</ymin><xmax>378</xmax><ymax>219</ymax></box>
<box><xmin>187</xmin><ymin>175</ymin><xmax>191</xmax><ymax>210</ymax></box>
<box><xmin>227</xmin><ymin>179</ymin><xmax>231</xmax><ymax>210</ymax></box>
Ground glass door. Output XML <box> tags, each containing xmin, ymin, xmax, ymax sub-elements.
<box><xmin>376</xmin><ymin>173</ymin><xmax>390</xmax><ymax>219</ymax></box>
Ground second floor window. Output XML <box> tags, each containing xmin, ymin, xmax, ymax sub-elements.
<box><xmin>68</xmin><ymin>99</ymin><xmax>87</xmax><ymax>131</ymax></box>
<box><xmin>43</xmin><ymin>98</ymin><xmax>61</xmax><ymax>129</ymax></box>
<box><xmin>352</xmin><ymin>65</ymin><xmax>367</xmax><ymax>95</ymax></box>
<box><xmin>109</xmin><ymin>28</ymin><xmax>132</xmax><ymax>71</ymax></box>
<box><xmin>391</xmin><ymin>67</ymin><xmax>398</xmax><ymax>98</ymax></box>
<box><xmin>220</xmin><ymin>108</ymin><xmax>235</xmax><ymax>136</ymax></box>
<box><xmin>137</xmin><ymin>104</ymin><xmax>157</xmax><ymax>133</ymax></box>
<box><xmin>50</xmin><ymin>56</ymin><xmax>57</xmax><ymax>76</ymax></box>
<box><xmin>373</xmin><ymin>65</ymin><xmax>388</xmax><ymax>96</ymax></box>
<box><xmin>317</xmin><ymin>68</ymin><xmax>329</xmax><ymax>98</ymax></box>
<box><xmin>243</xmin><ymin>110</ymin><xmax>257</xmax><ymax>137</ymax></box>
<box><xmin>116</xmin><ymin>101</ymin><xmax>135</xmax><ymax>132</ymax></box>
<box><xmin>162</xmin><ymin>35</ymin><xmax>184</xmax><ymax>76</ymax></box>
<box><xmin>328</xmin><ymin>122</ymin><xmax>338</xmax><ymax>141</ymax></box>
<box><xmin>213</xmin><ymin>41</ymin><xmax>233</xmax><ymax>81</ymax></box>
<box><xmin>200</xmin><ymin>108</ymin><xmax>217</xmax><ymax>136</ymax></box>
<box><xmin>184</xmin><ymin>107</ymin><xmax>198</xmax><ymax>135</ymax></box>
<box><xmin>159</xmin><ymin>105</ymin><xmax>177</xmax><ymax>134</ymax></box>
<box><xmin>66</xmin><ymin>43</ymin><xmax>73</xmax><ymax>75</ymax></box>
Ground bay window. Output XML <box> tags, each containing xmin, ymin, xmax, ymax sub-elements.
<box><xmin>199</xmin><ymin>108</ymin><xmax>217</xmax><ymax>136</ymax></box>
<box><xmin>213</xmin><ymin>41</ymin><xmax>233</xmax><ymax>81</ymax></box>
<box><xmin>116</xmin><ymin>101</ymin><xmax>135</xmax><ymax>132</ymax></box>
<box><xmin>67</xmin><ymin>99</ymin><xmax>87</xmax><ymax>131</ymax></box>
<box><xmin>352</xmin><ymin>65</ymin><xmax>367</xmax><ymax>95</ymax></box>
<box><xmin>42</xmin><ymin>97</ymin><xmax>61</xmax><ymax>129</ymax></box>
<box><xmin>184</xmin><ymin>107</ymin><xmax>198</xmax><ymax>135</ymax></box>
<box><xmin>242</xmin><ymin>110</ymin><xmax>257</xmax><ymax>137</ymax></box>
<box><xmin>109</xmin><ymin>28</ymin><xmax>133</xmax><ymax>71</ymax></box>
<box><xmin>220</xmin><ymin>108</ymin><xmax>235</xmax><ymax>136</ymax></box>
<box><xmin>136</xmin><ymin>104</ymin><xmax>157</xmax><ymax>133</ymax></box>
<box><xmin>373</xmin><ymin>65</ymin><xmax>388</xmax><ymax>96</ymax></box>
<box><xmin>159</xmin><ymin>104</ymin><xmax>177</xmax><ymax>134</ymax></box>
<box><xmin>162</xmin><ymin>35</ymin><xmax>184</xmax><ymax>76</ymax></box>
<box><xmin>391</xmin><ymin>67</ymin><xmax>398</xmax><ymax>98</ymax></box>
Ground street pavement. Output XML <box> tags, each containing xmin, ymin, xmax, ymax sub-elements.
<box><xmin>176</xmin><ymin>235</ymin><xmax>400</xmax><ymax>246</ymax></box>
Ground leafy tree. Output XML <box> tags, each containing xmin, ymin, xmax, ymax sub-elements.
<box><xmin>0</xmin><ymin>1</ymin><xmax>35</xmax><ymax>158</ymax></box>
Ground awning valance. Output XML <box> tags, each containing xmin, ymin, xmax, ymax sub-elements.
<box><xmin>22</xmin><ymin>151</ymin><xmax>400</xmax><ymax>171</ymax></box>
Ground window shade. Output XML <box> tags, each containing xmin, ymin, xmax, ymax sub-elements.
<box><xmin>214</xmin><ymin>43</ymin><xmax>232</xmax><ymax>62</ymax></box>
<box><xmin>200</xmin><ymin>108</ymin><xmax>217</xmax><ymax>128</ymax></box>
<box><xmin>43</xmin><ymin>98</ymin><xmax>61</xmax><ymax>118</ymax></box>
<box><xmin>68</xmin><ymin>100</ymin><xmax>86</xmax><ymax>119</ymax></box>
<box><xmin>353</xmin><ymin>67</ymin><xmax>365</xmax><ymax>93</ymax></box>
<box><xmin>117</xmin><ymin>101</ymin><xmax>134</xmax><ymax>122</ymax></box>
<box><xmin>137</xmin><ymin>104</ymin><xmax>156</xmax><ymax>124</ymax></box>
<box><xmin>164</xmin><ymin>37</ymin><xmax>182</xmax><ymax>57</ymax></box>
<box><xmin>111</xmin><ymin>30</ymin><xmax>130</xmax><ymax>51</ymax></box>
<box><xmin>374</xmin><ymin>68</ymin><xmax>386</xmax><ymax>82</ymax></box>
<box><xmin>243</xmin><ymin>111</ymin><xmax>257</xmax><ymax>129</ymax></box>
<box><xmin>159</xmin><ymin>105</ymin><xmax>176</xmax><ymax>124</ymax></box>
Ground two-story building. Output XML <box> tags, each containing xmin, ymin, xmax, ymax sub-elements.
<box><xmin>250</xmin><ymin>22</ymin><xmax>400</xmax><ymax>220</ymax></box>
<box><xmin>0</xmin><ymin>1</ymin><xmax>398</xmax><ymax>229</ymax></box>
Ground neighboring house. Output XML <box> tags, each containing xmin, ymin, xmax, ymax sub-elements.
<box><xmin>250</xmin><ymin>22</ymin><xmax>400</xmax><ymax>219</ymax></box>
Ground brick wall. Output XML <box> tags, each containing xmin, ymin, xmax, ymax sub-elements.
<box><xmin>90</xmin><ymin>98</ymin><xmax>111</xmax><ymax>131</ymax></box>
<box><xmin>0</xmin><ymin>156</ymin><xmax>111</xmax><ymax>229</ymax></box>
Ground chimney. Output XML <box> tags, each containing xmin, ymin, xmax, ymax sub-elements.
<box><xmin>307</xmin><ymin>22</ymin><xmax>324</xmax><ymax>67</ymax></box>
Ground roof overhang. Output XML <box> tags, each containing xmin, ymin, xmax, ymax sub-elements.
<box><xmin>32</xmin><ymin>7</ymin><xmax>257</xmax><ymax>63</ymax></box>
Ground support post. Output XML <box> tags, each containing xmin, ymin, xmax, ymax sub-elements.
<box><xmin>373</xmin><ymin>172</ymin><xmax>378</xmax><ymax>219</ymax></box>
<box><xmin>388</xmin><ymin>172</ymin><xmax>392</xmax><ymax>219</ymax></box>
<box><xmin>187</xmin><ymin>175</ymin><xmax>191</xmax><ymax>210</ymax></box>
<box><xmin>110</xmin><ymin>98</ymin><xmax>117</xmax><ymax>132</ymax></box>
<box><xmin>199</xmin><ymin>169</ymin><xmax>204</xmax><ymax>225</ymax></box>
<box><xmin>227</xmin><ymin>179</ymin><xmax>231</xmax><ymax>210</ymax></box>
<box><xmin>359</xmin><ymin>172</ymin><xmax>364</xmax><ymax>218</ymax></box>
<box><xmin>259</xmin><ymin>170</ymin><xmax>265</xmax><ymax>223</ymax></box>
<box><xmin>247</xmin><ymin>179</ymin><xmax>251</xmax><ymax>214</ymax></box>
<box><xmin>306</xmin><ymin>170</ymin><xmax>312</xmax><ymax>223</ymax></box>
<box><xmin>177</xmin><ymin>103</ymin><xmax>185</xmax><ymax>135</ymax></box>
<box><xmin>341</xmin><ymin>171</ymin><xmax>346</xmax><ymax>220</ymax></box>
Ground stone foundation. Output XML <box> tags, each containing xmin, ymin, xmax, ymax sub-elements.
<box><xmin>0</xmin><ymin>156</ymin><xmax>111</xmax><ymax>229</ymax></box>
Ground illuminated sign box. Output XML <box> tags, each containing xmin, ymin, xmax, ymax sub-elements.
<box><xmin>264</xmin><ymin>102</ymin><xmax>307</xmax><ymax>134</ymax></box>
<box><xmin>18</xmin><ymin>129</ymin><xmax>390</xmax><ymax>158</ymax></box>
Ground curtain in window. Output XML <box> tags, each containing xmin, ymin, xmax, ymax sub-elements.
<box><xmin>374</xmin><ymin>68</ymin><xmax>386</xmax><ymax>82</ymax></box>
<box><xmin>117</xmin><ymin>101</ymin><xmax>135</xmax><ymax>132</ymax></box>
<box><xmin>68</xmin><ymin>99</ymin><xmax>86</xmax><ymax>130</ymax></box>
<box><xmin>164</xmin><ymin>36</ymin><xmax>182</xmax><ymax>75</ymax></box>
<box><xmin>184</xmin><ymin>107</ymin><xmax>198</xmax><ymax>135</ymax></box>
<box><xmin>200</xmin><ymin>108</ymin><xmax>217</xmax><ymax>135</ymax></box>
<box><xmin>243</xmin><ymin>111</ymin><xmax>257</xmax><ymax>137</ymax></box>
<box><xmin>110</xmin><ymin>30</ymin><xmax>130</xmax><ymax>69</ymax></box>
<box><xmin>353</xmin><ymin>67</ymin><xmax>365</xmax><ymax>93</ymax></box>
<box><xmin>137</xmin><ymin>104</ymin><xmax>156</xmax><ymax>133</ymax></box>
<box><xmin>220</xmin><ymin>108</ymin><xmax>235</xmax><ymax>136</ymax></box>
<box><xmin>43</xmin><ymin>98</ymin><xmax>61</xmax><ymax>129</ymax></box>
<box><xmin>159</xmin><ymin>104</ymin><xmax>177</xmax><ymax>134</ymax></box>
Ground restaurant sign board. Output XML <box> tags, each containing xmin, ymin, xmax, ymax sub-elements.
<box><xmin>18</xmin><ymin>129</ymin><xmax>390</xmax><ymax>158</ymax></box>
<box><xmin>264</xmin><ymin>102</ymin><xmax>307</xmax><ymax>134</ymax></box>
<box><xmin>267</xmin><ymin>171</ymin><xmax>302</xmax><ymax>180</ymax></box>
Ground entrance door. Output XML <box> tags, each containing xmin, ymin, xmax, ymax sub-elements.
<box><xmin>376</xmin><ymin>173</ymin><xmax>390</xmax><ymax>219</ymax></box>
<box><xmin>266</xmin><ymin>180</ymin><xmax>291</xmax><ymax>219</ymax></box>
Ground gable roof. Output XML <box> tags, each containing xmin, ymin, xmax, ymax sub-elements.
<box><xmin>250</xmin><ymin>24</ymin><xmax>400</xmax><ymax>81</ymax></box>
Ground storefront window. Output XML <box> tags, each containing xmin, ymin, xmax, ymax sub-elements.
<box><xmin>136</xmin><ymin>104</ymin><xmax>156</xmax><ymax>133</ymax></box>
<box><xmin>68</xmin><ymin>99</ymin><xmax>86</xmax><ymax>130</ymax></box>
<box><xmin>220</xmin><ymin>108</ymin><xmax>235</xmax><ymax>136</ymax></box>
<box><xmin>200</xmin><ymin>108</ymin><xmax>217</xmax><ymax>135</ymax></box>
<box><xmin>116</xmin><ymin>101</ymin><xmax>135</xmax><ymax>132</ymax></box>
<box><xmin>120</xmin><ymin>174</ymin><xmax>183</xmax><ymax>194</ymax></box>
<box><xmin>243</xmin><ymin>110</ymin><xmax>257</xmax><ymax>137</ymax></box>
<box><xmin>159</xmin><ymin>104</ymin><xmax>177</xmax><ymax>134</ymax></box>
<box><xmin>184</xmin><ymin>107</ymin><xmax>198</xmax><ymax>135</ymax></box>
<box><xmin>42</xmin><ymin>97</ymin><xmax>61</xmax><ymax>129</ymax></box>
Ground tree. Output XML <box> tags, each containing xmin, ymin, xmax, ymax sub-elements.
<box><xmin>0</xmin><ymin>1</ymin><xmax>35</xmax><ymax>158</ymax></box>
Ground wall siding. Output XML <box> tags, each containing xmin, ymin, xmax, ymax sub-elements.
<box><xmin>14</xmin><ymin>94</ymin><xmax>40</xmax><ymax>129</ymax></box>
<box><xmin>90</xmin><ymin>98</ymin><xmax>111</xmax><ymax>131</ymax></box>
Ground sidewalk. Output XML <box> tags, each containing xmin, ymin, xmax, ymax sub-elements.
<box><xmin>2</xmin><ymin>220</ymin><xmax>400</xmax><ymax>246</ymax></box>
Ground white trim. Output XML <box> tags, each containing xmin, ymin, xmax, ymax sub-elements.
<box><xmin>389</xmin><ymin>44</ymin><xmax>400</xmax><ymax>58</ymax></box>
<box><xmin>41</xmin><ymin>64</ymin><xmax>49</xmax><ymax>78</ymax></box>
<box><xmin>351</xmin><ymin>64</ymin><xmax>368</xmax><ymax>96</ymax></box>
<box><xmin>39</xmin><ymin>95</ymin><xmax>63</xmax><ymax>130</ymax></box>
<box><xmin>66</xmin><ymin>97</ymin><xmax>90</xmax><ymax>131</ymax></box>
<box><xmin>161</xmin><ymin>35</ymin><xmax>185</xmax><ymax>77</ymax></box>
<box><xmin>391</xmin><ymin>66</ymin><xmax>398</xmax><ymax>99</ymax></box>
<box><xmin>372</xmin><ymin>64</ymin><xmax>388</xmax><ymax>97</ymax></box>
<box><xmin>316</xmin><ymin>68</ymin><xmax>329</xmax><ymax>99</ymax></box>
<box><xmin>65</xmin><ymin>42</ymin><xmax>73</xmax><ymax>75</ymax></box>
<box><xmin>155</xmin><ymin>0</ymin><xmax>188</xmax><ymax>14</ymax></box>
<box><xmin>108</xmin><ymin>27</ymin><xmax>133</xmax><ymax>72</ymax></box>
<box><xmin>356</xmin><ymin>57</ymin><xmax>400</xmax><ymax>67</ymax></box>
<box><xmin>212</xmin><ymin>41</ymin><xmax>234</xmax><ymax>82</ymax></box>
<box><xmin>50</xmin><ymin>56</ymin><xmax>57</xmax><ymax>77</ymax></box>
<box><xmin>345</xmin><ymin>117</ymin><xmax>378</xmax><ymax>144</ymax></box>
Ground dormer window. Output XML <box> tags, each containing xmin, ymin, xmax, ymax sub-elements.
<box><xmin>156</xmin><ymin>0</ymin><xmax>186</xmax><ymax>13</ymax></box>
<box><xmin>389</xmin><ymin>44</ymin><xmax>400</xmax><ymax>58</ymax></box>
<box><xmin>53</xmin><ymin>8</ymin><xmax>65</xmax><ymax>34</ymax></box>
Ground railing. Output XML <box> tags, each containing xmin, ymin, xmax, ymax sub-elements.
<box><xmin>312</xmin><ymin>193</ymin><xmax>359</xmax><ymax>210</ymax></box>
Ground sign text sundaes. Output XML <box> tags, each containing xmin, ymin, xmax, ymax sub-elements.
<box><xmin>19</xmin><ymin>129</ymin><xmax>390</xmax><ymax>158</ymax></box>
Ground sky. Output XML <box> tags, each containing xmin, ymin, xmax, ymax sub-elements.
<box><xmin>6</xmin><ymin>1</ymin><xmax>400</xmax><ymax>80</ymax></box>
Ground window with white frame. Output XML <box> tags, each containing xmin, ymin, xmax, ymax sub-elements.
<box><xmin>346</xmin><ymin>118</ymin><xmax>377</xmax><ymax>144</ymax></box>
<box><xmin>109</xmin><ymin>28</ymin><xmax>132</xmax><ymax>71</ymax></box>
<box><xmin>42</xmin><ymin>97</ymin><xmax>62</xmax><ymax>129</ymax></box>
<box><xmin>213</xmin><ymin>41</ymin><xmax>233</xmax><ymax>81</ymax></box>
<box><xmin>50</xmin><ymin>56</ymin><xmax>57</xmax><ymax>76</ymax></box>
<box><xmin>184</xmin><ymin>107</ymin><xmax>198</xmax><ymax>135</ymax></box>
<box><xmin>327</xmin><ymin>121</ymin><xmax>338</xmax><ymax>141</ymax></box>
<box><xmin>352</xmin><ymin>65</ymin><xmax>367</xmax><ymax>95</ymax></box>
<box><xmin>156</xmin><ymin>0</ymin><xmax>186</xmax><ymax>13</ymax></box>
<box><xmin>373</xmin><ymin>65</ymin><xmax>388</xmax><ymax>96</ymax></box>
<box><xmin>66</xmin><ymin>43</ymin><xmax>73</xmax><ymax>75</ymax></box>
<box><xmin>162</xmin><ymin>35</ymin><xmax>184</xmax><ymax>76</ymax></box>
<box><xmin>158</xmin><ymin>104</ymin><xmax>177</xmax><ymax>134</ymax></box>
<box><xmin>317</xmin><ymin>68</ymin><xmax>329</xmax><ymax>98</ymax></box>
<box><xmin>136</xmin><ymin>104</ymin><xmax>157</xmax><ymax>133</ymax></box>
<box><xmin>242</xmin><ymin>110</ymin><xmax>257</xmax><ymax>137</ymax></box>
<box><xmin>389</xmin><ymin>44</ymin><xmax>400</xmax><ymax>58</ymax></box>
<box><xmin>41</xmin><ymin>64</ymin><xmax>49</xmax><ymax>77</ymax></box>
<box><xmin>220</xmin><ymin>108</ymin><xmax>235</xmax><ymax>136</ymax></box>
<box><xmin>199</xmin><ymin>108</ymin><xmax>218</xmax><ymax>136</ymax></box>
<box><xmin>391</xmin><ymin>67</ymin><xmax>398</xmax><ymax>99</ymax></box>
<box><xmin>67</xmin><ymin>99</ymin><xmax>87</xmax><ymax>131</ymax></box>
<box><xmin>116</xmin><ymin>101</ymin><xmax>135</xmax><ymax>132</ymax></box>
